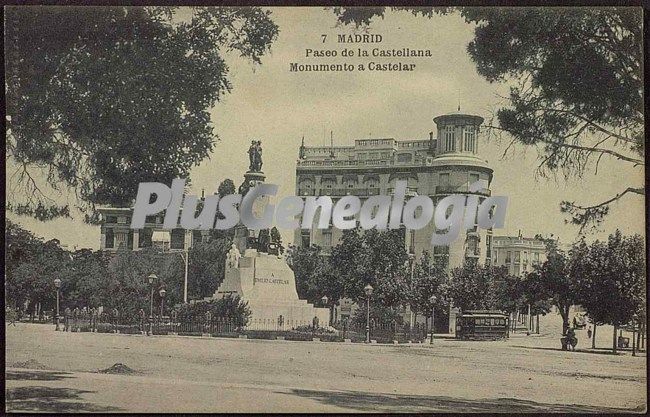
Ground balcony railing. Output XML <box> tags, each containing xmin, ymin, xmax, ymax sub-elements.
<box><xmin>298</xmin><ymin>188</ymin><xmax>383</xmax><ymax>197</ymax></box>
<box><xmin>435</xmin><ymin>185</ymin><xmax>491</xmax><ymax>196</ymax></box>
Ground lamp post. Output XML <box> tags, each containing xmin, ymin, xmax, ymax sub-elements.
<box><xmin>321</xmin><ymin>295</ymin><xmax>329</xmax><ymax>325</ymax></box>
<box><xmin>148</xmin><ymin>274</ymin><xmax>157</xmax><ymax>335</ymax></box>
<box><xmin>408</xmin><ymin>253</ymin><xmax>415</xmax><ymax>327</ymax></box>
<box><xmin>54</xmin><ymin>278</ymin><xmax>61</xmax><ymax>331</ymax></box>
<box><xmin>180</xmin><ymin>249</ymin><xmax>189</xmax><ymax>304</ymax></box>
<box><xmin>429</xmin><ymin>295</ymin><xmax>437</xmax><ymax>343</ymax></box>
<box><xmin>159</xmin><ymin>287</ymin><xmax>167</xmax><ymax>320</ymax></box>
<box><xmin>364</xmin><ymin>284</ymin><xmax>373</xmax><ymax>343</ymax></box>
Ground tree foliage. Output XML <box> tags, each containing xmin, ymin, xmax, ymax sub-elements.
<box><xmin>5</xmin><ymin>219</ymin><xmax>236</xmax><ymax>322</ymax></box>
<box><xmin>574</xmin><ymin>231</ymin><xmax>645</xmax><ymax>329</ymax></box>
<box><xmin>331</xmin><ymin>228</ymin><xmax>410</xmax><ymax>306</ymax></box>
<box><xmin>5</xmin><ymin>6</ymin><xmax>278</xmax><ymax>221</ymax></box>
<box><xmin>187</xmin><ymin>238</ymin><xmax>232</xmax><ymax>300</ymax></box>
<box><xmin>446</xmin><ymin>263</ymin><xmax>512</xmax><ymax>312</ymax></box>
<box><xmin>333</xmin><ymin>6</ymin><xmax>643</xmax><ymax>232</ymax></box>
<box><xmin>406</xmin><ymin>251</ymin><xmax>448</xmax><ymax>316</ymax></box>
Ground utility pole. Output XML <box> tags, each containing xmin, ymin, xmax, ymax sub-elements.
<box><xmin>182</xmin><ymin>249</ymin><xmax>189</xmax><ymax>304</ymax></box>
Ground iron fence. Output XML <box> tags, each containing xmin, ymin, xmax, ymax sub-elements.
<box><xmin>46</xmin><ymin>313</ymin><xmax>428</xmax><ymax>344</ymax></box>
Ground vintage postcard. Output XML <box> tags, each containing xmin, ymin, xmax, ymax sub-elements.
<box><xmin>4</xmin><ymin>5</ymin><xmax>646</xmax><ymax>413</ymax></box>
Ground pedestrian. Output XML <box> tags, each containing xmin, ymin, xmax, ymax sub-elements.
<box><xmin>587</xmin><ymin>326</ymin><xmax>592</xmax><ymax>339</ymax></box>
<box><xmin>112</xmin><ymin>308</ymin><xmax>119</xmax><ymax>333</ymax></box>
<box><xmin>63</xmin><ymin>306</ymin><xmax>71</xmax><ymax>332</ymax></box>
<box><xmin>566</xmin><ymin>326</ymin><xmax>577</xmax><ymax>351</ymax></box>
<box><xmin>139</xmin><ymin>309</ymin><xmax>146</xmax><ymax>334</ymax></box>
<box><xmin>312</xmin><ymin>316</ymin><xmax>319</xmax><ymax>330</ymax></box>
<box><xmin>90</xmin><ymin>307</ymin><xmax>96</xmax><ymax>332</ymax></box>
<box><xmin>277</xmin><ymin>315</ymin><xmax>284</xmax><ymax>330</ymax></box>
<box><xmin>6</xmin><ymin>307</ymin><xmax>17</xmax><ymax>326</ymax></box>
<box><xmin>73</xmin><ymin>306</ymin><xmax>80</xmax><ymax>331</ymax></box>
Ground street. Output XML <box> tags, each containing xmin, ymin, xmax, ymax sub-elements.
<box><xmin>5</xmin><ymin>321</ymin><xmax>646</xmax><ymax>413</ymax></box>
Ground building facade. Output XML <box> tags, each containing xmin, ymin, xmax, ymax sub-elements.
<box><xmin>294</xmin><ymin>112</ymin><xmax>495</xmax><ymax>270</ymax></box>
<box><xmin>97</xmin><ymin>207</ymin><xmax>206</xmax><ymax>253</ymax></box>
<box><xmin>491</xmin><ymin>233</ymin><xmax>548</xmax><ymax>276</ymax></box>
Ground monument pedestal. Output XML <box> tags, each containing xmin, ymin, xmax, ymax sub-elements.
<box><xmin>212</xmin><ymin>247</ymin><xmax>329</xmax><ymax>330</ymax></box>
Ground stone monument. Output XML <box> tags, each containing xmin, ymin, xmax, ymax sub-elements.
<box><xmin>211</xmin><ymin>141</ymin><xmax>330</xmax><ymax>329</ymax></box>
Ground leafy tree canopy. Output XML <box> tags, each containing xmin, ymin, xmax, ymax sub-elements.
<box><xmin>333</xmin><ymin>6</ymin><xmax>643</xmax><ymax>232</ymax></box>
<box><xmin>6</xmin><ymin>6</ymin><xmax>278</xmax><ymax>221</ymax></box>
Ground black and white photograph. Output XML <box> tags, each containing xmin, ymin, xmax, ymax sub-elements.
<box><xmin>4</xmin><ymin>4</ymin><xmax>647</xmax><ymax>413</ymax></box>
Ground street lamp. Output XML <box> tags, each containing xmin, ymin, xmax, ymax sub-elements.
<box><xmin>159</xmin><ymin>287</ymin><xmax>167</xmax><ymax>320</ymax></box>
<box><xmin>364</xmin><ymin>284</ymin><xmax>374</xmax><ymax>343</ymax></box>
<box><xmin>429</xmin><ymin>295</ymin><xmax>437</xmax><ymax>343</ymax></box>
<box><xmin>321</xmin><ymin>295</ymin><xmax>330</xmax><ymax>326</ymax></box>
<box><xmin>408</xmin><ymin>253</ymin><xmax>415</xmax><ymax>327</ymax></box>
<box><xmin>148</xmin><ymin>274</ymin><xmax>157</xmax><ymax>335</ymax></box>
<box><xmin>54</xmin><ymin>278</ymin><xmax>61</xmax><ymax>331</ymax></box>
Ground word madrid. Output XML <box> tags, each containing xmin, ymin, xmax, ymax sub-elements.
<box><xmin>131</xmin><ymin>180</ymin><xmax>507</xmax><ymax>246</ymax></box>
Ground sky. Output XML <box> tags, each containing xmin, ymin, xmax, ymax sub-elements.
<box><xmin>7</xmin><ymin>7</ymin><xmax>645</xmax><ymax>250</ymax></box>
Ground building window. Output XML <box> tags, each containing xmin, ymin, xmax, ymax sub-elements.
<box><xmin>444</xmin><ymin>125</ymin><xmax>455</xmax><ymax>151</ymax></box>
<box><xmin>301</xmin><ymin>230</ymin><xmax>311</xmax><ymax>247</ymax></box>
<box><xmin>469</xmin><ymin>173</ymin><xmax>480</xmax><ymax>186</ymax></box>
<box><xmin>494</xmin><ymin>250</ymin><xmax>498</xmax><ymax>264</ymax></box>
<box><xmin>439</xmin><ymin>172</ymin><xmax>450</xmax><ymax>186</ymax></box>
<box><xmin>145</xmin><ymin>215</ymin><xmax>157</xmax><ymax>224</ymax></box>
<box><xmin>171</xmin><ymin>229</ymin><xmax>185</xmax><ymax>250</ymax></box>
<box><xmin>464</xmin><ymin>125</ymin><xmax>476</xmax><ymax>152</ymax></box>
<box><xmin>533</xmin><ymin>252</ymin><xmax>540</xmax><ymax>264</ymax></box>
<box><xmin>523</xmin><ymin>251</ymin><xmax>528</xmax><ymax>264</ymax></box>
<box><xmin>127</xmin><ymin>230</ymin><xmax>134</xmax><ymax>250</ymax></box>
<box><xmin>193</xmin><ymin>230</ymin><xmax>203</xmax><ymax>245</ymax></box>
<box><xmin>139</xmin><ymin>228</ymin><xmax>153</xmax><ymax>248</ymax></box>
<box><xmin>322</xmin><ymin>230</ymin><xmax>332</xmax><ymax>247</ymax></box>
<box><xmin>514</xmin><ymin>251</ymin><xmax>521</xmax><ymax>263</ymax></box>
<box><xmin>505</xmin><ymin>251</ymin><xmax>512</xmax><ymax>264</ymax></box>
<box><xmin>105</xmin><ymin>228</ymin><xmax>115</xmax><ymax>249</ymax></box>
<box><xmin>397</xmin><ymin>153</ymin><xmax>412</xmax><ymax>163</ymax></box>
<box><xmin>409</xmin><ymin>230</ymin><xmax>416</xmax><ymax>254</ymax></box>
<box><xmin>106</xmin><ymin>216</ymin><xmax>117</xmax><ymax>224</ymax></box>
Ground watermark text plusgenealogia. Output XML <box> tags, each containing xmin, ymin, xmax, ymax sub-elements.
<box><xmin>130</xmin><ymin>179</ymin><xmax>507</xmax><ymax>246</ymax></box>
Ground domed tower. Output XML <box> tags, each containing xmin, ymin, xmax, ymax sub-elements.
<box><xmin>429</xmin><ymin>112</ymin><xmax>494</xmax><ymax>266</ymax></box>
<box><xmin>429</xmin><ymin>112</ymin><xmax>495</xmax><ymax>333</ymax></box>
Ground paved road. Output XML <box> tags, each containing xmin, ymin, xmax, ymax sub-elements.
<box><xmin>5</xmin><ymin>322</ymin><xmax>647</xmax><ymax>413</ymax></box>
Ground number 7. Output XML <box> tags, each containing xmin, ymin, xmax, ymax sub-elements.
<box><xmin>321</xmin><ymin>34</ymin><xmax>327</xmax><ymax>43</ymax></box>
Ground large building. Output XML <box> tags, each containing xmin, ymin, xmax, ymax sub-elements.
<box><xmin>294</xmin><ymin>111</ymin><xmax>494</xmax><ymax>270</ymax></box>
<box><xmin>97</xmin><ymin>207</ymin><xmax>207</xmax><ymax>253</ymax></box>
<box><xmin>491</xmin><ymin>233</ymin><xmax>548</xmax><ymax>276</ymax></box>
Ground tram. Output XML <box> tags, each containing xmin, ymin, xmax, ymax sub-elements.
<box><xmin>455</xmin><ymin>310</ymin><xmax>509</xmax><ymax>340</ymax></box>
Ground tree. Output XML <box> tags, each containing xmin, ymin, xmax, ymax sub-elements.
<box><xmin>406</xmin><ymin>251</ymin><xmax>448</xmax><ymax>324</ymax></box>
<box><xmin>330</xmin><ymin>228</ymin><xmax>409</xmax><ymax>307</ymax></box>
<box><xmin>217</xmin><ymin>178</ymin><xmax>236</xmax><ymax>198</ymax></box>
<box><xmin>187</xmin><ymin>239</ymin><xmax>232</xmax><ymax>300</ymax></box>
<box><xmin>287</xmin><ymin>244</ymin><xmax>341</xmax><ymax>304</ymax></box>
<box><xmin>5</xmin><ymin>220</ymin><xmax>72</xmax><ymax>315</ymax></box>
<box><xmin>333</xmin><ymin>7</ymin><xmax>643</xmax><ymax>231</ymax></box>
<box><xmin>445</xmin><ymin>263</ymin><xmax>510</xmax><ymax>312</ymax></box>
<box><xmin>6</xmin><ymin>7</ymin><xmax>278</xmax><ymax>221</ymax></box>
<box><xmin>527</xmin><ymin>240</ymin><xmax>581</xmax><ymax>335</ymax></box>
<box><xmin>575</xmin><ymin>231</ymin><xmax>645</xmax><ymax>353</ymax></box>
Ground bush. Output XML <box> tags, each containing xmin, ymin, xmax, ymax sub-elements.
<box><xmin>175</xmin><ymin>295</ymin><xmax>251</xmax><ymax>325</ymax></box>
<box><xmin>293</xmin><ymin>325</ymin><xmax>337</xmax><ymax>335</ymax></box>
<box><xmin>351</xmin><ymin>303</ymin><xmax>405</xmax><ymax>328</ymax></box>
